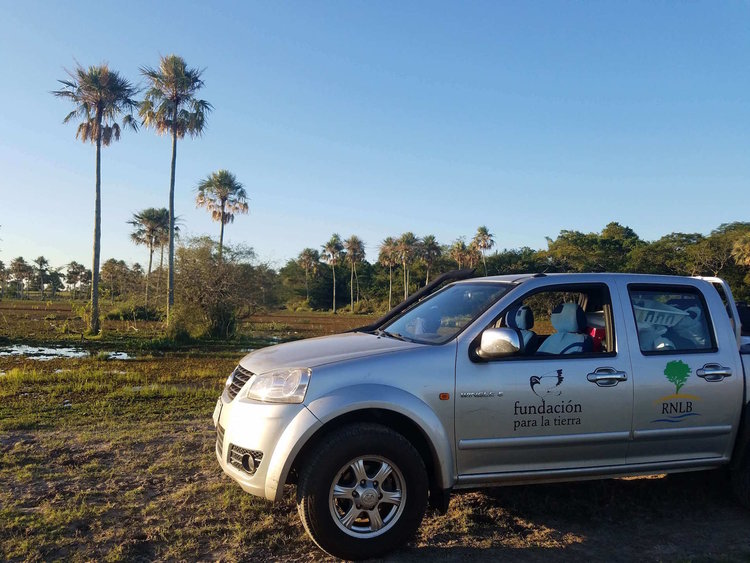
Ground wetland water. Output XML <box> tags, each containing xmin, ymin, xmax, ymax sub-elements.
<box><xmin>0</xmin><ymin>345</ymin><xmax>132</xmax><ymax>361</ymax></box>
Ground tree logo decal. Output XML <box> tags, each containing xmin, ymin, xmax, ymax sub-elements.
<box><xmin>664</xmin><ymin>360</ymin><xmax>691</xmax><ymax>394</ymax></box>
<box><xmin>652</xmin><ymin>360</ymin><xmax>701</xmax><ymax>424</ymax></box>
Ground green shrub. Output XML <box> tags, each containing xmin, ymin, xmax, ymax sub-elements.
<box><xmin>105</xmin><ymin>302</ymin><xmax>164</xmax><ymax>322</ymax></box>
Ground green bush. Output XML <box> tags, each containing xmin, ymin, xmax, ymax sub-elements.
<box><xmin>105</xmin><ymin>302</ymin><xmax>164</xmax><ymax>322</ymax></box>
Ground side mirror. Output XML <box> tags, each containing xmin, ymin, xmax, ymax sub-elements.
<box><xmin>476</xmin><ymin>328</ymin><xmax>521</xmax><ymax>359</ymax></box>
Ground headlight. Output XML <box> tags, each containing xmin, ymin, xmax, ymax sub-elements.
<box><xmin>240</xmin><ymin>367</ymin><xmax>311</xmax><ymax>404</ymax></box>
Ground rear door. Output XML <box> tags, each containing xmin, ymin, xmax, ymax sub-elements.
<box><xmin>618</xmin><ymin>279</ymin><xmax>744</xmax><ymax>464</ymax></box>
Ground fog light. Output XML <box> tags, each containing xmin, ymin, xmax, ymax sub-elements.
<box><xmin>241</xmin><ymin>453</ymin><xmax>256</xmax><ymax>473</ymax></box>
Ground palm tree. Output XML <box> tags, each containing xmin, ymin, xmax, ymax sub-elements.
<box><xmin>378</xmin><ymin>237</ymin><xmax>398</xmax><ymax>310</ymax></box>
<box><xmin>152</xmin><ymin>209</ymin><xmax>173</xmax><ymax>301</ymax></box>
<box><xmin>297</xmin><ymin>248</ymin><xmax>320</xmax><ymax>301</ymax></box>
<box><xmin>344</xmin><ymin>235</ymin><xmax>366</xmax><ymax>310</ymax></box>
<box><xmin>33</xmin><ymin>256</ymin><xmax>49</xmax><ymax>299</ymax></box>
<box><xmin>53</xmin><ymin>64</ymin><xmax>138</xmax><ymax>333</ymax></box>
<box><xmin>140</xmin><ymin>55</ymin><xmax>212</xmax><ymax>322</ymax></box>
<box><xmin>195</xmin><ymin>170</ymin><xmax>248</xmax><ymax>261</ymax></box>
<box><xmin>11</xmin><ymin>257</ymin><xmax>29</xmax><ymax>298</ymax></box>
<box><xmin>321</xmin><ymin>234</ymin><xmax>344</xmax><ymax>313</ymax></box>
<box><xmin>450</xmin><ymin>239</ymin><xmax>468</xmax><ymax>269</ymax></box>
<box><xmin>420</xmin><ymin>235</ymin><xmax>441</xmax><ymax>285</ymax></box>
<box><xmin>129</xmin><ymin>208</ymin><xmax>170</xmax><ymax>306</ymax></box>
<box><xmin>396</xmin><ymin>232</ymin><xmax>419</xmax><ymax>299</ymax></box>
<box><xmin>472</xmin><ymin>225</ymin><xmax>495</xmax><ymax>275</ymax></box>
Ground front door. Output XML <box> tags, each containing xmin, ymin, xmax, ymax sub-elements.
<box><xmin>455</xmin><ymin>281</ymin><xmax>634</xmax><ymax>476</ymax></box>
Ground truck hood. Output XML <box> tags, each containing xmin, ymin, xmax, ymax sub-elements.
<box><xmin>239</xmin><ymin>332</ymin><xmax>422</xmax><ymax>373</ymax></box>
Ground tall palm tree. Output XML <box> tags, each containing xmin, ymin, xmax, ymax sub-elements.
<box><xmin>140</xmin><ymin>55</ymin><xmax>212</xmax><ymax>322</ymax></box>
<box><xmin>128</xmin><ymin>207</ymin><xmax>170</xmax><ymax>306</ymax></box>
<box><xmin>396</xmin><ymin>232</ymin><xmax>419</xmax><ymax>299</ymax></box>
<box><xmin>472</xmin><ymin>225</ymin><xmax>495</xmax><ymax>275</ymax></box>
<box><xmin>33</xmin><ymin>256</ymin><xmax>49</xmax><ymax>299</ymax></box>
<box><xmin>153</xmin><ymin>209</ymin><xmax>174</xmax><ymax>301</ymax></box>
<box><xmin>195</xmin><ymin>170</ymin><xmax>248</xmax><ymax>261</ymax></box>
<box><xmin>378</xmin><ymin>237</ymin><xmax>398</xmax><ymax>310</ymax></box>
<box><xmin>321</xmin><ymin>234</ymin><xmax>344</xmax><ymax>313</ymax></box>
<box><xmin>297</xmin><ymin>248</ymin><xmax>320</xmax><ymax>301</ymax></box>
<box><xmin>53</xmin><ymin>64</ymin><xmax>138</xmax><ymax>333</ymax></box>
<box><xmin>420</xmin><ymin>234</ymin><xmax>441</xmax><ymax>285</ymax></box>
<box><xmin>450</xmin><ymin>239</ymin><xmax>468</xmax><ymax>269</ymax></box>
<box><xmin>344</xmin><ymin>235</ymin><xmax>365</xmax><ymax>310</ymax></box>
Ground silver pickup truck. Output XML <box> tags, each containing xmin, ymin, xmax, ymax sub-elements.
<box><xmin>213</xmin><ymin>272</ymin><xmax>750</xmax><ymax>560</ymax></box>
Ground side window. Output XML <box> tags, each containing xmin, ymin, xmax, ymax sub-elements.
<box><xmin>495</xmin><ymin>284</ymin><xmax>615</xmax><ymax>357</ymax></box>
<box><xmin>628</xmin><ymin>285</ymin><xmax>716</xmax><ymax>354</ymax></box>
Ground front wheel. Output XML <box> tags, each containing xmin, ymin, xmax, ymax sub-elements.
<box><xmin>296</xmin><ymin>423</ymin><xmax>428</xmax><ymax>560</ymax></box>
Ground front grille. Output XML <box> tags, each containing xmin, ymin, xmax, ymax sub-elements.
<box><xmin>227</xmin><ymin>365</ymin><xmax>254</xmax><ymax>400</ymax></box>
<box><xmin>229</xmin><ymin>444</ymin><xmax>263</xmax><ymax>475</ymax></box>
<box><xmin>216</xmin><ymin>424</ymin><xmax>225</xmax><ymax>456</ymax></box>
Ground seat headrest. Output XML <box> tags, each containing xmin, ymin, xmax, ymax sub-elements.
<box><xmin>506</xmin><ymin>305</ymin><xmax>534</xmax><ymax>330</ymax></box>
<box><xmin>550</xmin><ymin>303</ymin><xmax>587</xmax><ymax>333</ymax></box>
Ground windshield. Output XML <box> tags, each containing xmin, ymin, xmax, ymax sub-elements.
<box><xmin>380</xmin><ymin>282</ymin><xmax>511</xmax><ymax>344</ymax></box>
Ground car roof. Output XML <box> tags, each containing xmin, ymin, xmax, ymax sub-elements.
<box><xmin>454</xmin><ymin>272</ymin><xmax>712</xmax><ymax>286</ymax></box>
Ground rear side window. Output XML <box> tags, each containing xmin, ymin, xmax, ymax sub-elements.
<box><xmin>628</xmin><ymin>285</ymin><xmax>716</xmax><ymax>354</ymax></box>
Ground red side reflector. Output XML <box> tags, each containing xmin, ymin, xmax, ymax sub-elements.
<box><xmin>439</xmin><ymin>393</ymin><xmax>450</xmax><ymax>400</ymax></box>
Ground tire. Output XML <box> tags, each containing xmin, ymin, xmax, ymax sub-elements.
<box><xmin>731</xmin><ymin>451</ymin><xmax>750</xmax><ymax>509</ymax></box>
<box><xmin>296</xmin><ymin>423</ymin><xmax>428</xmax><ymax>560</ymax></box>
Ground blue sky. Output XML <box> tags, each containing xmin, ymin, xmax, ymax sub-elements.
<box><xmin>0</xmin><ymin>1</ymin><xmax>748</xmax><ymax>271</ymax></box>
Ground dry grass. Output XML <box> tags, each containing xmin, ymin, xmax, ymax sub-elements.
<box><xmin>2</xmin><ymin>304</ymin><xmax>750</xmax><ymax>561</ymax></box>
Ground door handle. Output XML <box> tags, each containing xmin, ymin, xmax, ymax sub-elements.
<box><xmin>587</xmin><ymin>367</ymin><xmax>628</xmax><ymax>387</ymax></box>
<box><xmin>696</xmin><ymin>363</ymin><xmax>732</xmax><ymax>382</ymax></box>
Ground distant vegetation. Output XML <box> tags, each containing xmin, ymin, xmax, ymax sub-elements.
<box><xmin>3</xmin><ymin>221</ymin><xmax>750</xmax><ymax>339</ymax></box>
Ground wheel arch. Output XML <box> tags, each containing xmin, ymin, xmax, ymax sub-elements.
<box><xmin>279</xmin><ymin>385</ymin><xmax>455</xmax><ymax>500</ymax></box>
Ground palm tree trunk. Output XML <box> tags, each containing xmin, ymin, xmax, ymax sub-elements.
<box><xmin>156</xmin><ymin>245</ymin><xmax>164</xmax><ymax>299</ymax></box>
<box><xmin>482</xmin><ymin>253</ymin><xmax>487</xmax><ymax>276</ymax></box>
<box><xmin>146</xmin><ymin>243</ymin><xmax>154</xmax><ymax>307</ymax></box>
<box><xmin>388</xmin><ymin>265</ymin><xmax>392</xmax><ymax>310</ymax></box>
<box><xmin>218</xmin><ymin>205</ymin><xmax>225</xmax><ymax>261</ymax></box>
<box><xmin>403</xmin><ymin>261</ymin><xmax>407</xmax><ymax>300</ymax></box>
<box><xmin>350</xmin><ymin>262</ymin><xmax>354</xmax><ymax>312</ymax></box>
<box><xmin>90</xmin><ymin>115</ymin><xmax>102</xmax><ymax>334</ymax></box>
<box><xmin>304</xmin><ymin>268</ymin><xmax>309</xmax><ymax>301</ymax></box>
<box><xmin>332</xmin><ymin>264</ymin><xmax>336</xmax><ymax>314</ymax></box>
<box><xmin>167</xmin><ymin>114</ymin><xmax>178</xmax><ymax>323</ymax></box>
<box><xmin>356</xmin><ymin>265</ymin><xmax>360</xmax><ymax>303</ymax></box>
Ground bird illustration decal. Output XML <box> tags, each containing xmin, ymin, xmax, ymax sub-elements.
<box><xmin>530</xmin><ymin>369</ymin><xmax>564</xmax><ymax>397</ymax></box>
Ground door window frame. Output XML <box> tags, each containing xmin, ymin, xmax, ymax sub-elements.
<box><xmin>626</xmin><ymin>283</ymin><xmax>718</xmax><ymax>356</ymax></box>
<box><xmin>471</xmin><ymin>282</ymin><xmax>618</xmax><ymax>362</ymax></box>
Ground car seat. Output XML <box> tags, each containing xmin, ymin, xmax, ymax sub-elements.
<box><xmin>505</xmin><ymin>305</ymin><xmax>539</xmax><ymax>353</ymax></box>
<box><xmin>536</xmin><ymin>303</ymin><xmax>594</xmax><ymax>355</ymax></box>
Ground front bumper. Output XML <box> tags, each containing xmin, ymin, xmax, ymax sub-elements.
<box><xmin>213</xmin><ymin>392</ymin><xmax>322</xmax><ymax>501</ymax></box>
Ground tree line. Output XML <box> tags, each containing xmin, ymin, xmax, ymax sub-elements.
<box><xmin>3</xmin><ymin>221</ymin><xmax>749</xmax><ymax>330</ymax></box>
<box><xmin>280</xmin><ymin>221</ymin><xmax>750</xmax><ymax>312</ymax></box>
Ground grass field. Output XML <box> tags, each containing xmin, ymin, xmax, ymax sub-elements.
<box><xmin>2</xmin><ymin>300</ymin><xmax>750</xmax><ymax>561</ymax></box>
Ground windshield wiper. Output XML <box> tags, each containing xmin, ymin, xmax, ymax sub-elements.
<box><xmin>374</xmin><ymin>329</ymin><xmax>409</xmax><ymax>342</ymax></box>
